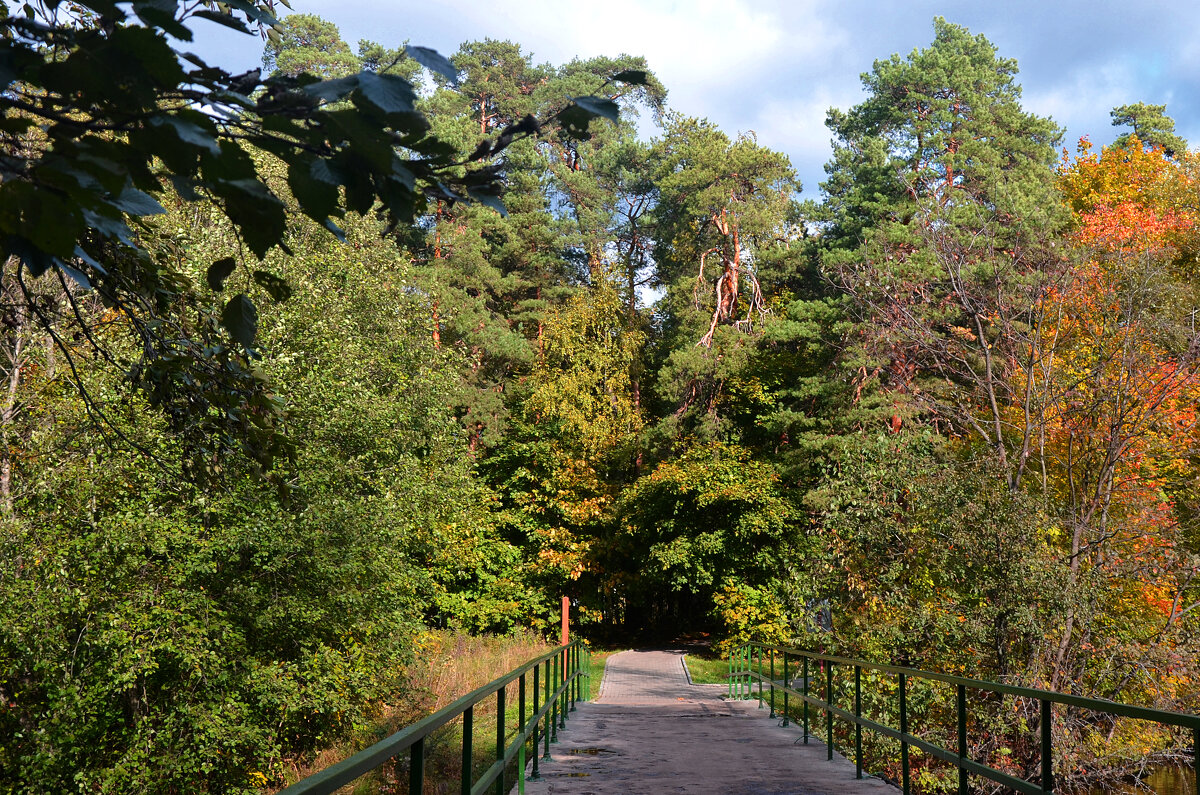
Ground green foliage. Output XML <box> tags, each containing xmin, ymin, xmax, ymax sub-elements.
<box><xmin>802</xmin><ymin>433</ymin><xmax>1062</xmax><ymax>674</ymax></box>
<box><xmin>263</xmin><ymin>13</ymin><xmax>360</xmax><ymax>78</ymax></box>
<box><xmin>711</xmin><ymin>583</ymin><xmax>790</xmax><ymax>653</ymax></box>
<box><xmin>1</xmin><ymin>10</ymin><xmax>1197</xmax><ymax>792</ymax></box>
<box><xmin>1111</xmin><ymin>102</ymin><xmax>1188</xmax><ymax>156</ymax></box>
<box><xmin>0</xmin><ymin>4</ymin><xmax>633</xmax><ymax>478</ymax></box>
<box><xmin>606</xmin><ymin>443</ymin><xmax>799</xmax><ymax>634</ymax></box>
<box><xmin>527</xmin><ymin>275</ymin><xmax>644</xmax><ymax>460</ymax></box>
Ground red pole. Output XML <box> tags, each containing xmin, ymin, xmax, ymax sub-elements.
<box><xmin>561</xmin><ymin>596</ymin><xmax>570</xmax><ymax>647</ymax></box>
<box><xmin>561</xmin><ymin>596</ymin><xmax>570</xmax><ymax>681</ymax></box>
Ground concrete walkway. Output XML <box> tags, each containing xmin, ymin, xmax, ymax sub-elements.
<box><xmin>521</xmin><ymin>649</ymin><xmax>897</xmax><ymax>794</ymax></box>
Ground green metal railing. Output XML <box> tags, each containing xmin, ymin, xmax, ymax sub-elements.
<box><xmin>281</xmin><ymin>640</ymin><xmax>590</xmax><ymax>795</ymax></box>
<box><xmin>731</xmin><ymin>643</ymin><xmax>1200</xmax><ymax>795</ymax></box>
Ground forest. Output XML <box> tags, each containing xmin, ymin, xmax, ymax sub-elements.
<box><xmin>0</xmin><ymin>2</ymin><xmax>1198</xmax><ymax>793</ymax></box>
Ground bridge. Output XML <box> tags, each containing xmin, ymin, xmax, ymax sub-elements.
<box><xmin>280</xmin><ymin>641</ymin><xmax>1200</xmax><ymax>795</ymax></box>
<box><xmin>523</xmin><ymin>648</ymin><xmax>894</xmax><ymax>794</ymax></box>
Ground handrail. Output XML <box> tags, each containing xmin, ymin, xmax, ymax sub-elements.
<box><xmin>730</xmin><ymin>642</ymin><xmax>1199</xmax><ymax>795</ymax></box>
<box><xmin>282</xmin><ymin>639</ymin><xmax>590</xmax><ymax>795</ymax></box>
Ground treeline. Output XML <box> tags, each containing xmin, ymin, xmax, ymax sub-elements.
<box><xmin>1</xmin><ymin>9</ymin><xmax>1198</xmax><ymax>793</ymax></box>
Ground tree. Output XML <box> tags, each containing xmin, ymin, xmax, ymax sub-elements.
<box><xmin>262</xmin><ymin>12</ymin><xmax>359</xmax><ymax>78</ymax></box>
<box><xmin>1046</xmin><ymin>137</ymin><xmax>1200</xmax><ymax>694</ymax></box>
<box><xmin>0</xmin><ymin>2</ymin><xmax>637</xmax><ymax>475</ymax></box>
<box><xmin>820</xmin><ymin>17</ymin><xmax>1066</xmax><ymax>490</ymax></box>
<box><xmin>1111</xmin><ymin>102</ymin><xmax>1188</xmax><ymax>156</ymax></box>
<box><xmin>644</xmin><ymin>116</ymin><xmax>802</xmax><ymax>453</ymax></box>
<box><xmin>653</xmin><ymin>116</ymin><xmax>799</xmax><ymax>348</ymax></box>
<box><xmin>605</xmin><ymin>442</ymin><xmax>798</xmax><ymax>637</ymax></box>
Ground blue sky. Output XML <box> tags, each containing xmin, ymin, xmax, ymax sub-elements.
<box><xmin>191</xmin><ymin>1</ymin><xmax>1199</xmax><ymax>200</ymax></box>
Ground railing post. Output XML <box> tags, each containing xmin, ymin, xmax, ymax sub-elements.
<box><xmin>803</xmin><ymin>656</ymin><xmax>810</xmax><ymax>743</ymax></box>
<box><xmin>544</xmin><ymin>659</ymin><xmax>553</xmax><ymax>756</ymax></box>
<box><xmin>570</xmin><ymin>644</ymin><xmax>577</xmax><ymax>712</ymax></box>
<box><xmin>1041</xmin><ymin>699</ymin><xmax>1053</xmax><ymax>793</ymax></box>
<box><xmin>769</xmin><ymin>647</ymin><xmax>776</xmax><ymax>718</ymax></box>
<box><xmin>827</xmin><ymin>661</ymin><xmax>834</xmax><ymax>760</ymax></box>
<box><xmin>733</xmin><ymin>646</ymin><xmax>739</xmax><ymax>699</ymax></box>
<box><xmin>519</xmin><ymin>672</ymin><xmax>527</xmax><ymax>795</ymax></box>
<box><xmin>462</xmin><ymin>706</ymin><xmax>473</xmax><ymax>795</ymax></box>
<box><xmin>729</xmin><ymin>648</ymin><xmax>739</xmax><ymax>706</ymax></box>
<box><xmin>495</xmin><ymin>684</ymin><xmax>506</xmax><ymax>795</ymax></box>
<box><xmin>758</xmin><ymin>645</ymin><xmax>764</xmax><ymax>708</ymax></box>
<box><xmin>743</xmin><ymin>645</ymin><xmax>750</xmax><ymax>699</ymax></box>
<box><xmin>738</xmin><ymin>646</ymin><xmax>744</xmax><ymax>699</ymax></box>
<box><xmin>900</xmin><ymin>672</ymin><xmax>910</xmax><ymax>795</ymax></box>
<box><xmin>854</xmin><ymin>665</ymin><xmax>862</xmax><ymax>779</ymax></box>
<box><xmin>957</xmin><ymin>683</ymin><xmax>967</xmax><ymax>795</ymax></box>
<box><xmin>558</xmin><ymin>649</ymin><xmax>567</xmax><ymax>730</ymax></box>
<box><xmin>531</xmin><ymin>666</ymin><xmax>541</xmax><ymax>779</ymax></box>
<box><xmin>782</xmin><ymin>651</ymin><xmax>790</xmax><ymax>727</ymax></box>
<box><xmin>550</xmin><ymin>656</ymin><xmax>559</xmax><ymax>742</ymax></box>
<box><xmin>410</xmin><ymin>736</ymin><xmax>424</xmax><ymax>795</ymax></box>
<box><xmin>1193</xmin><ymin>727</ymin><xmax>1198</xmax><ymax>795</ymax></box>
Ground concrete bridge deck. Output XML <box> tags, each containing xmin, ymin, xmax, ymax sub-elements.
<box><xmin>522</xmin><ymin>649</ymin><xmax>898</xmax><ymax>794</ymax></box>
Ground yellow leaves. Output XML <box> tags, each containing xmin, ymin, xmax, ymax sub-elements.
<box><xmin>948</xmin><ymin>325</ymin><xmax>977</xmax><ymax>342</ymax></box>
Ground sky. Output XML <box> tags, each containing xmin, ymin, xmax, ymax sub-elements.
<box><xmin>192</xmin><ymin>0</ymin><xmax>1200</xmax><ymax>201</ymax></box>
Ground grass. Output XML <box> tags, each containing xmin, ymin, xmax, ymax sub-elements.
<box><xmin>271</xmin><ymin>631</ymin><xmax>553</xmax><ymax>794</ymax></box>
<box><xmin>683</xmin><ymin>651</ymin><xmax>733</xmax><ymax>685</ymax></box>
<box><xmin>586</xmin><ymin>646</ymin><xmax>626</xmax><ymax>694</ymax></box>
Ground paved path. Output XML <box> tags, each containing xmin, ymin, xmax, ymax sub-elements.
<box><xmin>521</xmin><ymin>649</ymin><xmax>897</xmax><ymax>794</ymax></box>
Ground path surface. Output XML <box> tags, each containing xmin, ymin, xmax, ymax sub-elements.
<box><xmin>521</xmin><ymin>649</ymin><xmax>897</xmax><ymax>794</ymax></box>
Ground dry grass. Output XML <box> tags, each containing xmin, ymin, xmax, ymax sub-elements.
<box><xmin>403</xmin><ymin>631</ymin><xmax>553</xmax><ymax>717</ymax></box>
<box><xmin>271</xmin><ymin>631</ymin><xmax>553</xmax><ymax>794</ymax></box>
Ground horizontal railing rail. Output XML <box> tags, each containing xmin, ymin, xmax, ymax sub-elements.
<box><xmin>730</xmin><ymin>642</ymin><xmax>1199</xmax><ymax>795</ymax></box>
<box><xmin>281</xmin><ymin>640</ymin><xmax>589</xmax><ymax>795</ymax></box>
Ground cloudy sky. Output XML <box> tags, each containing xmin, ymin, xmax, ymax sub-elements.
<box><xmin>195</xmin><ymin>1</ymin><xmax>1198</xmax><ymax>200</ymax></box>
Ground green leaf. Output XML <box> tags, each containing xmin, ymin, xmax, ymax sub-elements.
<box><xmin>214</xmin><ymin>179</ymin><xmax>285</xmax><ymax>259</ymax></box>
<box><xmin>286</xmin><ymin>158</ymin><xmax>339</xmax><ymax>225</ymax></box>
<box><xmin>207</xmin><ymin>257</ymin><xmax>237</xmax><ymax>291</ymax></box>
<box><xmin>252</xmin><ymin>269</ymin><xmax>292</xmax><ymax>302</ymax></box>
<box><xmin>354</xmin><ymin>71</ymin><xmax>417</xmax><ymax>117</ymax></box>
<box><xmin>467</xmin><ymin>189</ymin><xmax>508</xmax><ymax>217</ymax></box>
<box><xmin>611</xmin><ymin>69</ymin><xmax>648</xmax><ymax>85</ymax></box>
<box><xmin>133</xmin><ymin>3</ymin><xmax>192</xmax><ymax>41</ymax></box>
<box><xmin>304</xmin><ymin>74</ymin><xmax>359</xmax><ymax>103</ymax></box>
<box><xmin>191</xmin><ymin>10</ymin><xmax>251</xmax><ymax>34</ymax></box>
<box><xmin>108</xmin><ymin>25</ymin><xmax>186</xmax><ymax>88</ymax></box>
<box><xmin>219</xmin><ymin>0</ymin><xmax>278</xmax><ymax>27</ymax></box>
<box><xmin>571</xmin><ymin>96</ymin><xmax>620</xmax><ymax>123</ymax></box>
<box><xmin>54</xmin><ymin>258</ymin><xmax>91</xmax><ymax>290</ymax></box>
<box><xmin>404</xmin><ymin>46</ymin><xmax>458</xmax><ymax>84</ymax></box>
<box><xmin>150</xmin><ymin>114</ymin><xmax>219</xmax><ymax>155</ymax></box>
<box><xmin>555</xmin><ymin>105</ymin><xmax>594</xmax><ymax>139</ymax></box>
<box><xmin>5</xmin><ymin>236</ymin><xmax>55</xmax><ymax>277</ymax></box>
<box><xmin>310</xmin><ymin>158</ymin><xmax>341</xmax><ymax>185</ymax></box>
<box><xmin>111</xmin><ymin>184</ymin><xmax>166</xmax><ymax>216</ymax></box>
<box><xmin>73</xmin><ymin>246</ymin><xmax>107</xmax><ymax>275</ymax></box>
<box><xmin>81</xmin><ymin>208</ymin><xmax>134</xmax><ymax>245</ymax></box>
<box><xmin>221</xmin><ymin>293</ymin><xmax>258</xmax><ymax>347</ymax></box>
<box><xmin>323</xmin><ymin>218</ymin><xmax>346</xmax><ymax>242</ymax></box>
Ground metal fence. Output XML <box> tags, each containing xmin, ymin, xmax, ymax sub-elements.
<box><xmin>282</xmin><ymin>640</ymin><xmax>589</xmax><ymax>795</ymax></box>
<box><xmin>730</xmin><ymin>643</ymin><xmax>1199</xmax><ymax>795</ymax></box>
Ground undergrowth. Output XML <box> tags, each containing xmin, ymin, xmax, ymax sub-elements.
<box><xmin>271</xmin><ymin>631</ymin><xmax>553</xmax><ymax>794</ymax></box>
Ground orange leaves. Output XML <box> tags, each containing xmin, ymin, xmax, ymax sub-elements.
<box><xmin>1035</xmin><ymin>137</ymin><xmax>1200</xmax><ymax>656</ymax></box>
<box><xmin>1075</xmin><ymin>202</ymin><xmax>1190</xmax><ymax>257</ymax></box>
<box><xmin>1060</xmin><ymin>135</ymin><xmax>1192</xmax><ymax>214</ymax></box>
